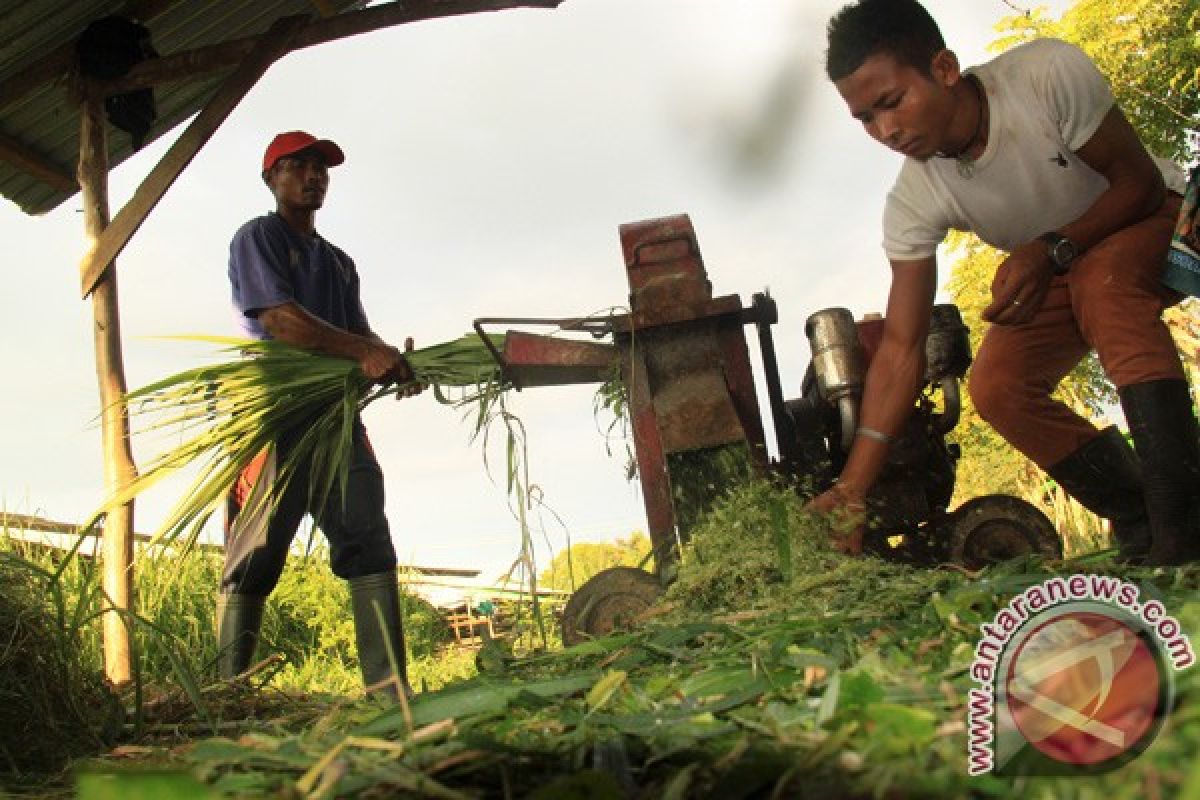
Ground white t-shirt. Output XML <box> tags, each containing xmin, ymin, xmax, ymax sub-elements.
<box><xmin>883</xmin><ymin>38</ymin><xmax>1185</xmax><ymax>261</ymax></box>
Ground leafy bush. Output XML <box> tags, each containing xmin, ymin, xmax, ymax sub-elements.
<box><xmin>538</xmin><ymin>532</ymin><xmax>652</xmax><ymax>591</ymax></box>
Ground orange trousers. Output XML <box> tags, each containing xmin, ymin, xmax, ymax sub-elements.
<box><xmin>968</xmin><ymin>195</ymin><xmax>1186</xmax><ymax>468</ymax></box>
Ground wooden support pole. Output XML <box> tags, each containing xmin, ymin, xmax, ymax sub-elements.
<box><xmin>77</xmin><ymin>91</ymin><xmax>138</xmax><ymax>686</ymax></box>
<box><xmin>79</xmin><ymin>15</ymin><xmax>305</xmax><ymax>297</ymax></box>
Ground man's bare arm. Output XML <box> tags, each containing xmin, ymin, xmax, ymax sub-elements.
<box><xmin>983</xmin><ymin>107</ymin><xmax>1165</xmax><ymax>324</ymax></box>
<box><xmin>258</xmin><ymin>302</ymin><xmax>412</xmax><ymax>383</ymax></box>
<box><xmin>1062</xmin><ymin>107</ymin><xmax>1166</xmax><ymax>245</ymax></box>
<box><xmin>829</xmin><ymin>256</ymin><xmax>938</xmax><ymax>500</ymax></box>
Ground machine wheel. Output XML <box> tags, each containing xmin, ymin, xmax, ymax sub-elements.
<box><xmin>561</xmin><ymin>567</ymin><xmax>662</xmax><ymax>646</ymax></box>
<box><xmin>945</xmin><ymin>494</ymin><xmax>1062</xmax><ymax>569</ymax></box>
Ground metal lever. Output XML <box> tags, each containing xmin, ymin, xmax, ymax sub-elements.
<box><xmin>748</xmin><ymin>292</ymin><xmax>797</xmax><ymax>467</ymax></box>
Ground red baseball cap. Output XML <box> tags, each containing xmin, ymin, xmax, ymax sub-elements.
<box><xmin>261</xmin><ymin>131</ymin><xmax>345</xmax><ymax>174</ymax></box>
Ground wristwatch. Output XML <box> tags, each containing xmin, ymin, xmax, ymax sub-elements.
<box><xmin>1038</xmin><ymin>231</ymin><xmax>1079</xmax><ymax>275</ymax></box>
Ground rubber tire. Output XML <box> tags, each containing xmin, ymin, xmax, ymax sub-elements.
<box><xmin>945</xmin><ymin>494</ymin><xmax>1062</xmax><ymax>569</ymax></box>
<box><xmin>561</xmin><ymin>567</ymin><xmax>662</xmax><ymax>646</ymax></box>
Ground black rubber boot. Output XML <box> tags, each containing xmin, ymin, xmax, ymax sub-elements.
<box><xmin>1044</xmin><ymin>426</ymin><xmax>1152</xmax><ymax>563</ymax></box>
<box><xmin>1118</xmin><ymin>379</ymin><xmax>1200</xmax><ymax>566</ymax></box>
<box><xmin>350</xmin><ymin>572</ymin><xmax>414</xmax><ymax>699</ymax></box>
<box><xmin>215</xmin><ymin>593</ymin><xmax>265</xmax><ymax>679</ymax></box>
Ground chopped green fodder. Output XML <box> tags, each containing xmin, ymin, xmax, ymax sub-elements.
<box><xmin>661</xmin><ymin>479</ymin><xmax>950</xmax><ymax>618</ymax></box>
<box><xmin>71</xmin><ymin>480</ymin><xmax>1200</xmax><ymax>799</ymax></box>
<box><xmin>667</xmin><ymin>443</ymin><xmax>754</xmax><ymax>541</ymax></box>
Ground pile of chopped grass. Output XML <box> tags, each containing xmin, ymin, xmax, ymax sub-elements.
<box><xmin>666</xmin><ymin>442</ymin><xmax>755</xmax><ymax>541</ymax></box>
<box><xmin>664</xmin><ymin>478</ymin><xmax>837</xmax><ymax>612</ymax></box>
<box><xmin>76</xmin><ymin>479</ymin><xmax>1200</xmax><ymax>799</ymax></box>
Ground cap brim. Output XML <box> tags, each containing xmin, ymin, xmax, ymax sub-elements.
<box><xmin>310</xmin><ymin>139</ymin><xmax>345</xmax><ymax>167</ymax></box>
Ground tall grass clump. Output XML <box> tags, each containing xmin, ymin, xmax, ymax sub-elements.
<box><xmin>0</xmin><ymin>542</ymin><xmax>117</xmax><ymax>777</ymax></box>
<box><xmin>131</xmin><ymin>547</ymin><xmax>223</xmax><ymax>683</ymax></box>
<box><xmin>0</xmin><ymin>530</ymin><xmax>475</xmax><ymax>762</ymax></box>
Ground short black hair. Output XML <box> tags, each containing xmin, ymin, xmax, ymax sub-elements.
<box><xmin>825</xmin><ymin>0</ymin><xmax>946</xmax><ymax>82</ymax></box>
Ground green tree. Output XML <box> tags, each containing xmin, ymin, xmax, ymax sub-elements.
<box><xmin>994</xmin><ymin>0</ymin><xmax>1200</xmax><ymax>161</ymax></box>
<box><xmin>538</xmin><ymin>532</ymin><xmax>653</xmax><ymax>592</ymax></box>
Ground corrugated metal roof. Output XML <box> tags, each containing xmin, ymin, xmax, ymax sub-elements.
<box><xmin>0</xmin><ymin>0</ymin><xmax>364</xmax><ymax>215</ymax></box>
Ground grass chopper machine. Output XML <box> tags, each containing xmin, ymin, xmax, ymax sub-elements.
<box><xmin>473</xmin><ymin>214</ymin><xmax>1060</xmax><ymax>644</ymax></box>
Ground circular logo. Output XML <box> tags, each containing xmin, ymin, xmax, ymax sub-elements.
<box><xmin>1004</xmin><ymin>608</ymin><xmax>1169</xmax><ymax>768</ymax></box>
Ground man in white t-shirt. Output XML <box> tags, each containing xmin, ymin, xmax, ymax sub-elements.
<box><xmin>812</xmin><ymin>0</ymin><xmax>1198</xmax><ymax>565</ymax></box>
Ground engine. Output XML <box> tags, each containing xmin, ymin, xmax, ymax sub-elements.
<box><xmin>784</xmin><ymin>304</ymin><xmax>975</xmax><ymax>559</ymax></box>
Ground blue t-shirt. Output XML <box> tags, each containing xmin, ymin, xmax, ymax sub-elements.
<box><xmin>228</xmin><ymin>212</ymin><xmax>369</xmax><ymax>339</ymax></box>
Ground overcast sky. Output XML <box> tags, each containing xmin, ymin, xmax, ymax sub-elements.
<box><xmin>2</xmin><ymin>0</ymin><xmax>1072</xmax><ymax>580</ymax></box>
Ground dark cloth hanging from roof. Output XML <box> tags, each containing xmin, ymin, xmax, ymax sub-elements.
<box><xmin>76</xmin><ymin>15</ymin><xmax>159</xmax><ymax>151</ymax></box>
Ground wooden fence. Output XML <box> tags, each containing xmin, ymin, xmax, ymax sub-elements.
<box><xmin>0</xmin><ymin>512</ymin><xmax>480</xmax><ymax>577</ymax></box>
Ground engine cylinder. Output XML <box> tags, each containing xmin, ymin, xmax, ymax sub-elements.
<box><xmin>805</xmin><ymin>307</ymin><xmax>865</xmax><ymax>402</ymax></box>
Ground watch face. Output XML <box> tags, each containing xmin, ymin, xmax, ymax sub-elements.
<box><xmin>1043</xmin><ymin>235</ymin><xmax>1076</xmax><ymax>271</ymax></box>
<box><xmin>1050</xmin><ymin>238</ymin><xmax>1076</xmax><ymax>274</ymax></box>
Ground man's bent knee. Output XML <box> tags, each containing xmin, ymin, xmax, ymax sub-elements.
<box><xmin>967</xmin><ymin>360</ymin><xmax>1009</xmax><ymax>427</ymax></box>
<box><xmin>221</xmin><ymin>551</ymin><xmax>289</xmax><ymax>595</ymax></box>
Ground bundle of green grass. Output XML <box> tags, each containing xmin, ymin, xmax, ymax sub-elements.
<box><xmin>104</xmin><ymin>334</ymin><xmax>507</xmax><ymax>546</ymax></box>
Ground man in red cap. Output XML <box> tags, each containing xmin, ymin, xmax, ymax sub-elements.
<box><xmin>217</xmin><ymin>131</ymin><xmax>420</xmax><ymax>698</ymax></box>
